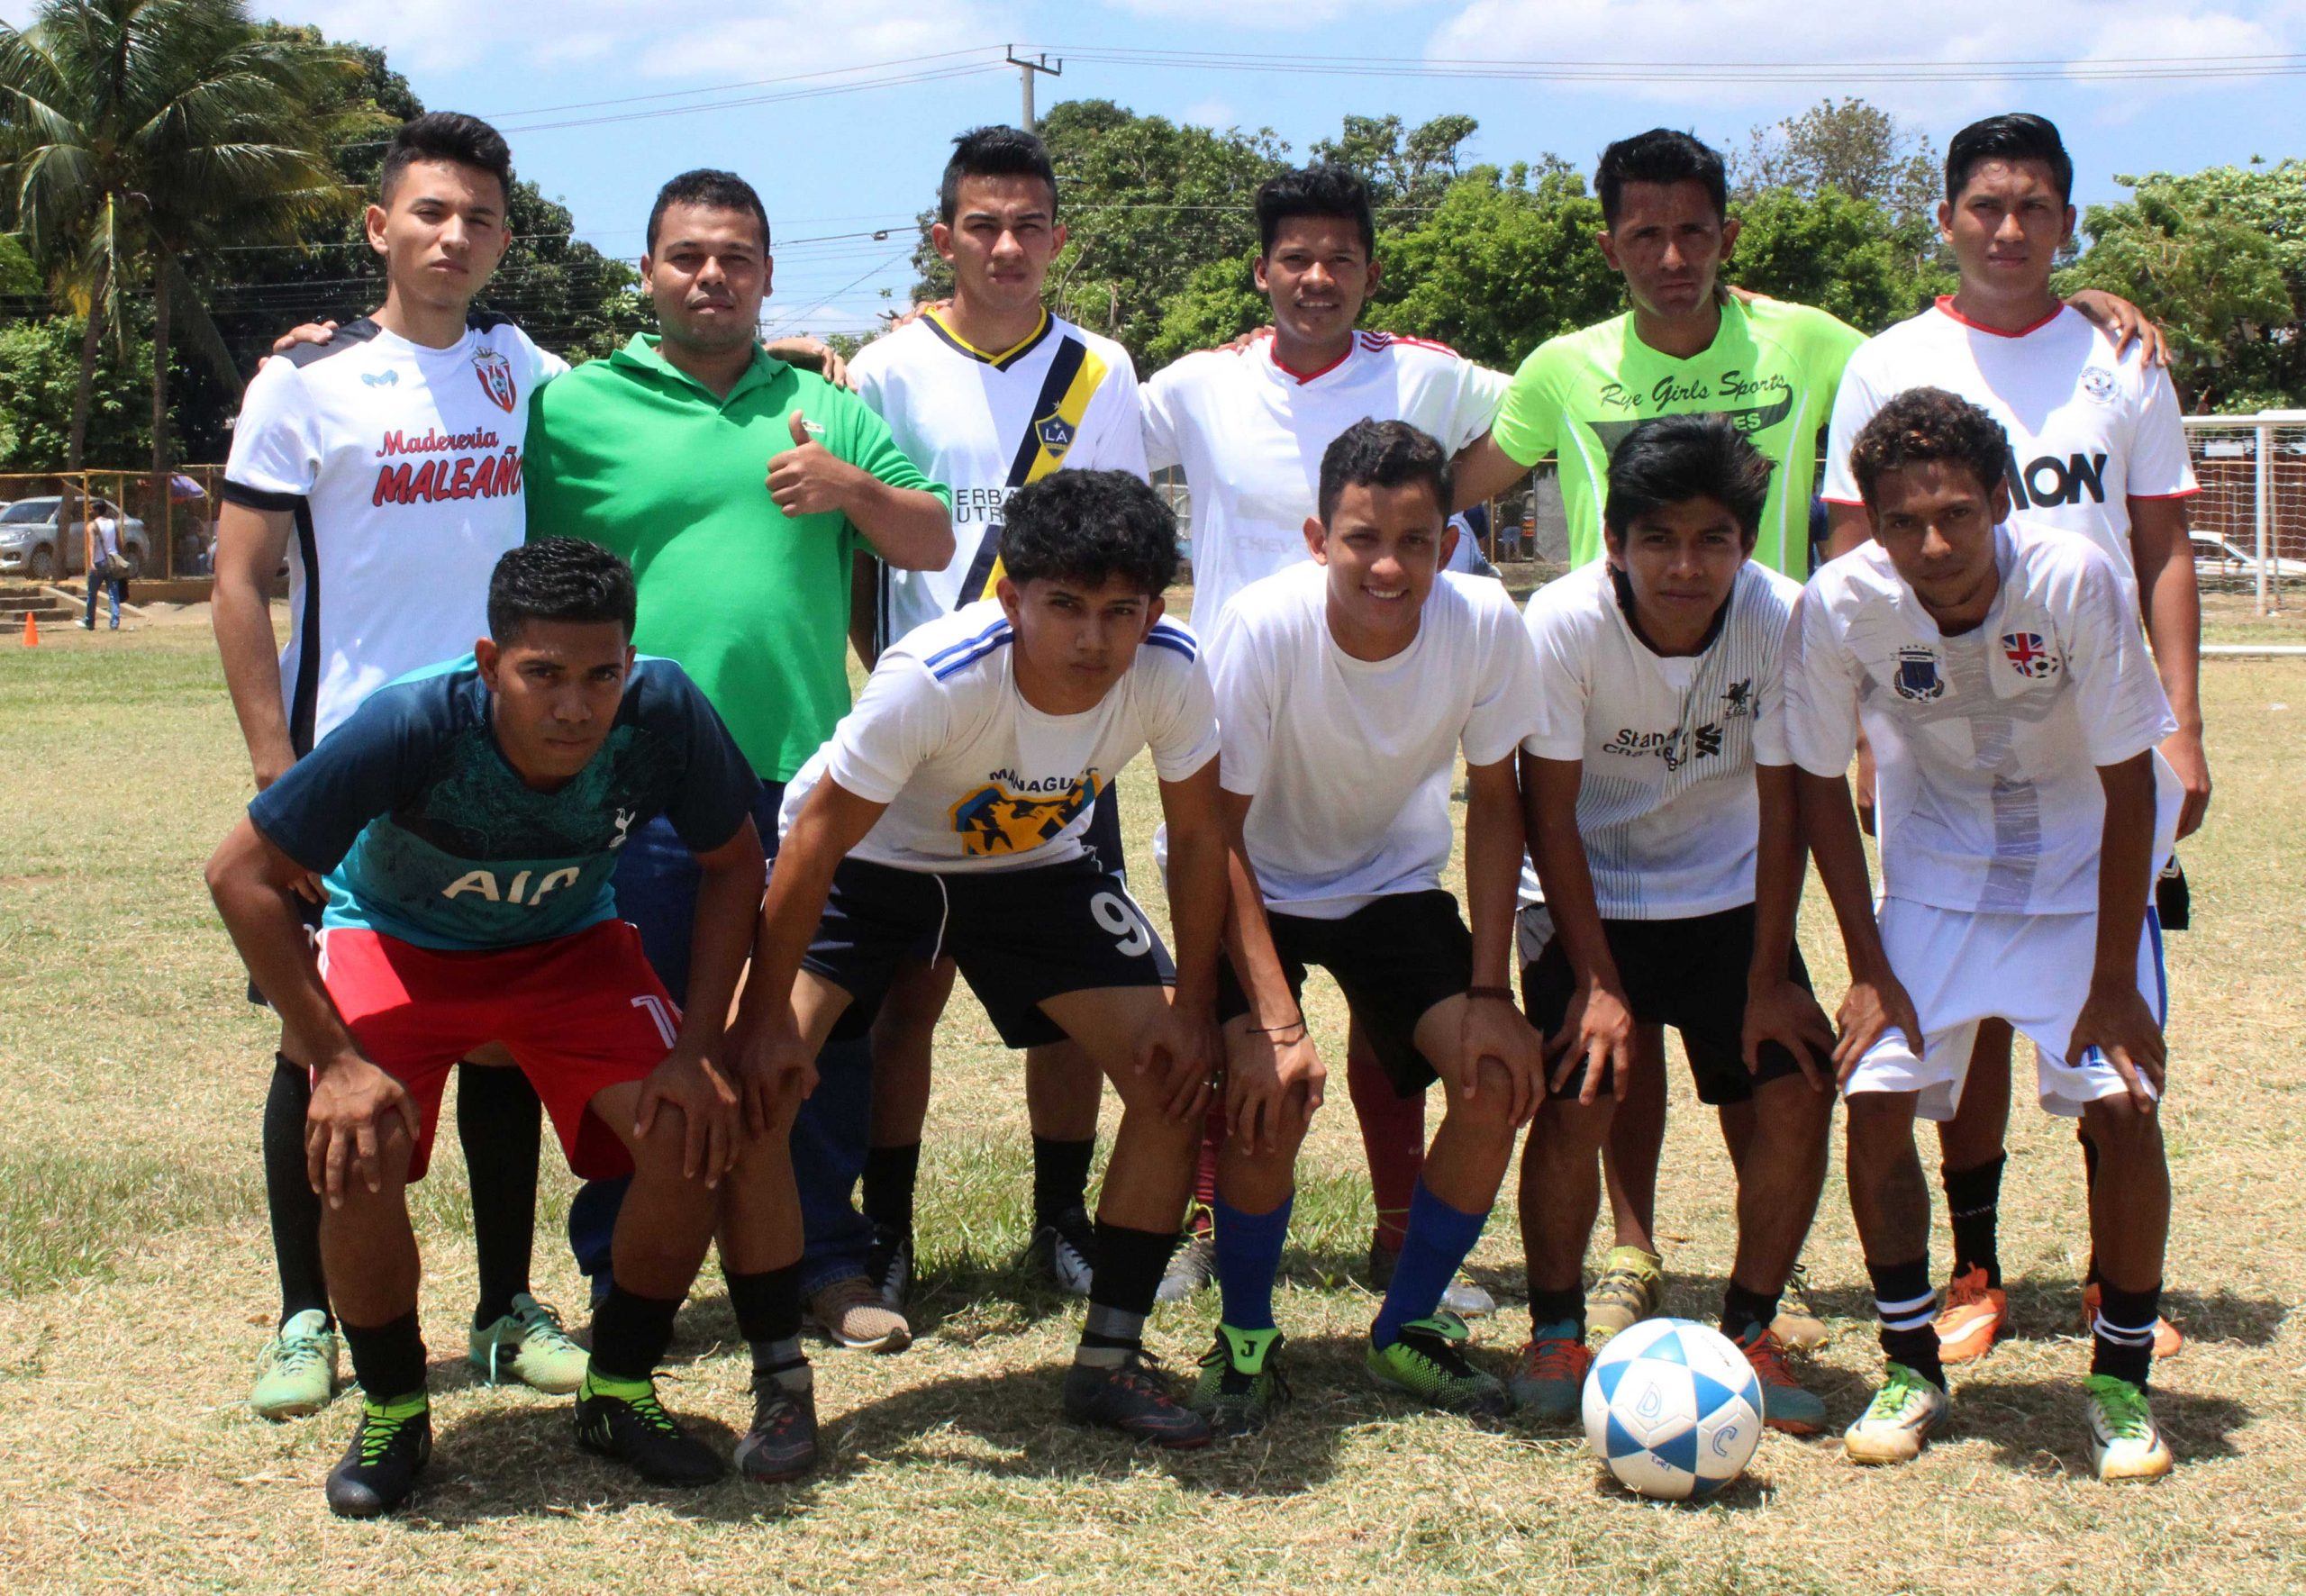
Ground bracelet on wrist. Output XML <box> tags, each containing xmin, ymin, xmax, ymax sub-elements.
<box><xmin>1248</xmin><ymin>1017</ymin><xmax>1306</xmax><ymax>1036</ymax></box>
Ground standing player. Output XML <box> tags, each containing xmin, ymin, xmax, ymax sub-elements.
<box><xmin>1820</xmin><ymin>113</ymin><xmax>2204</xmax><ymax>1364</ymax></box>
<box><xmin>205</xmin><ymin>540</ymin><xmax>822</xmax><ymax>1515</ymax></box>
<box><xmin>1784</xmin><ymin>389</ymin><xmax>2180</xmax><ymax>1481</ymax></box>
<box><xmin>1141</xmin><ymin>163</ymin><xmax>1510</xmax><ymax>1308</ymax></box>
<box><xmin>1191</xmin><ymin>421</ymin><xmax>1545</xmax><ymax>1432</ymax></box>
<box><xmin>1510</xmin><ymin>414</ymin><xmax>1830</xmax><ymax>1437</ymax></box>
<box><xmin>214</xmin><ymin>113</ymin><xmax>576</xmax><ymax>1420</ymax></box>
<box><xmin>827</xmin><ymin>126</ymin><xmax>1148</xmax><ymax>1315</ymax></box>
<box><xmin>736</xmin><ymin>470</ymin><xmax>1231</xmax><ymax>1448</ymax></box>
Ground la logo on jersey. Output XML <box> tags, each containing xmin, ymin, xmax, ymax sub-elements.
<box><xmin>1893</xmin><ymin>645</ymin><xmax>1946</xmax><ymax>702</ymax></box>
<box><xmin>473</xmin><ymin>347</ymin><xmax>518</xmax><ymax>413</ymax></box>
<box><xmin>1033</xmin><ymin>412</ymin><xmax>1076</xmax><ymax>460</ymax></box>
<box><xmin>2001</xmin><ymin>631</ymin><xmax>2061</xmax><ymax>679</ymax></box>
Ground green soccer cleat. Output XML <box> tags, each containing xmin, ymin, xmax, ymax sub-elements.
<box><xmin>1366</xmin><ymin>1312</ymin><xmax>1510</xmax><ymax>1418</ymax></box>
<box><xmin>251</xmin><ymin>1309</ymin><xmax>340</xmax><ymax>1420</ymax></box>
<box><xmin>573</xmin><ymin>1372</ymin><xmax>725</xmax><ymax>1487</ymax></box>
<box><xmin>469</xmin><ymin>1292</ymin><xmax>589</xmax><ymax>1394</ymax></box>
<box><xmin>1188</xmin><ymin>1324</ymin><xmax>1292</xmax><ymax>1437</ymax></box>
<box><xmin>1844</xmin><ymin>1362</ymin><xmax>1949</xmax><ymax>1465</ymax></box>
<box><xmin>1585</xmin><ymin>1246</ymin><xmax>1665</xmax><ymax>1342</ymax></box>
<box><xmin>1509</xmin><ymin>1322</ymin><xmax>1593</xmax><ymax>1421</ymax></box>
<box><xmin>324</xmin><ymin>1393</ymin><xmax>431</xmax><ymax>1519</ymax></box>
<box><xmin>2083</xmin><ymin>1374</ymin><xmax>2174</xmax><ymax>1483</ymax></box>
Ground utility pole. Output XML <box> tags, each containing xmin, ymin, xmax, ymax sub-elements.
<box><xmin>1006</xmin><ymin>46</ymin><xmax>1061</xmax><ymax>132</ymax></box>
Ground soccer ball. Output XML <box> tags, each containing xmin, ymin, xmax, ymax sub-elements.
<box><xmin>1583</xmin><ymin>1317</ymin><xmax>1764</xmax><ymax>1501</ymax></box>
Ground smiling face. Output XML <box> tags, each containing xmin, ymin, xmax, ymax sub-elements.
<box><xmin>936</xmin><ymin>173</ymin><xmax>1064</xmax><ymax>322</ymax></box>
<box><xmin>1940</xmin><ymin>158</ymin><xmax>2074</xmax><ymax>305</ymax></box>
<box><xmin>1255</xmin><ymin>215</ymin><xmax>1380</xmax><ymax>364</ymax></box>
<box><xmin>1866</xmin><ymin>458</ymin><xmax>2012</xmax><ymax>630</ymax></box>
<box><xmin>643</xmin><ymin>202</ymin><xmax>771</xmax><ymax>358</ymax></box>
<box><xmin>996</xmin><ymin>574</ymin><xmax>1163</xmax><ymax>716</ymax></box>
<box><xmin>1598</xmin><ymin>178</ymin><xmax>1739</xmax><ymax>322</ymax></box>
<box><xmin>368</xmin><ymin>159</ymin><xmax>511</xmax><ymax>314</ymax></box>
<box><xmin>1606</xmin><ymin>494</ymin><xmax>1750</xmax><ymax>654</ymax></box>
<box><xmin>1306</xmin><ymin>477</ymin><xmax>1449</xmax><ymax>660</ymax></box>
<box><xmin>476</xmin><ymin>619</ymin><xmax>635</xmax><ymax>789</ymax></box>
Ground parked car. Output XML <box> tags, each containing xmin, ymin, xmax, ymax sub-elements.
<box><xmin>0</xmin><ymin>496</ymin><xmax>150</xmax><ymax>581</ymax></box>
<box><xmin>2191</xmin><ymin>530</ymin><xmax>2306</xmax><ymax>582</ymax></box>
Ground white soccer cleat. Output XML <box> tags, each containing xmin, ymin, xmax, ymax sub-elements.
<box><xmin>2083</xmin><ymin>1374</ymin><xmax>2174</xmax><ymax>1483</ymax></box>
<box><xmin>1844</xmin><ymin>1362</ymin><xmax>1949</xmax><ymax>1465</ymax></box>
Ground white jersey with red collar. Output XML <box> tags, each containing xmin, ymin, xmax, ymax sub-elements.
<box><xmin>1141</xmin><ymin>329</ymin><xmax>1508</xmax><ymax>635</ymax></box>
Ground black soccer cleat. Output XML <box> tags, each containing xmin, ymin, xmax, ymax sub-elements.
<box><xmin>573</xmin><ymin>1375</ymin><xmax>725</xmax><ymax>1487</ymax></box>
<box><xmin>324</xmin><ymin>1395</ymin><xmax>431</xmax><ymax>1519</ymax></box>
<box><xmin>1062</xmin><ymin>1350</ymin><xmax>1214</xmax><ymax>1449</ymax></box>
<box><xmin>733</xmin><ymin>1374</ymin><xmax>821</xmax><ymax>1483</ymax></box>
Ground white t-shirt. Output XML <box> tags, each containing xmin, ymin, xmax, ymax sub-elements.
<box><xmin>782</xmin><ymin>599</ymin><xmax>1219</xmax><ymax>874</ymax></box>
<box><xmin>852</xmin><ymin>309</ymin><xmax>1148</xmax><ymax>644</ymax></box>
<box><xmin>1143</xmin><ymin>330</ymin><xmax>1510</xmax><ymax>635</ymax></box>
<box><xmin>1781</xmin><ymin>524</ymin><xmax>2180</xmax><ymax>916</ymax></box>
<box><xmin>1521</xmin><ymin>559</ymin><xmax>1804</xmax><ymax>920</ymax></box>
<box><xmin>1820</xmin><ymin>299</ymin><xmax>2197</xmax><ymax>594</ymax></box>
<box><xmin>1209</xmin><ymin>562</ymin><xmax>1540</xmax><ymax>920</ymax></box>
<box><xmin>223</xmin><ymin>313</ymin><xmax>568</xmax><ymax>752</ymax></box>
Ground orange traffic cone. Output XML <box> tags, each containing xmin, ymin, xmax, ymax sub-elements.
<box><xmin>20</xmin><ymin>610</ymin><xmax>36</xmax><ymax>647</ymax></box>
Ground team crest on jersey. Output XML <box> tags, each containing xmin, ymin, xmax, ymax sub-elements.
<box><xmin>2080</xmin><ymin>366</ymin><xmax>2117</xmax><ymax>404</ymax></box>
<box><xmin>1893</xmin><ymin>645</ymin><xmax>1946</xmax><ymax>702</ymax></box>
<box><xmin>473</xmin><ymin>347</ymin><xmax>518</xmax><ymax>413</ymax></box>
<box><xmin>1033</xmin><ymin>412</ymin><xmax>1076</xmax><ymax>460</ymax></box>
<box><xmin>1720</xmin><ymin>678</ymin><xmax>1755</xmax><ymax>719</ymax></box>
<box><xmin>951</xmin><ymin>773</ymin><xmax>1100</xmax><ymax>856</ymax></box>
<box><xmin>2001</xmin><ymin>631</ymin><xmax>2061</xmax><ymax>679</ymax></box>
<box><xmin>360</xmin><ymin>369</ymin><xmax>398</xmax><ymax>387</ymax></box>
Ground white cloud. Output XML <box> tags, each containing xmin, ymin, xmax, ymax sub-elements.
<box><xmin>1094</xmin><ymin>0</ymin><xmax>1419</xmax><ymax>21</ymax></box>
<box><xmin>1183</xmin><ymin>96</ymin><xmax>1238</xmax><ymax>128</ymax></box>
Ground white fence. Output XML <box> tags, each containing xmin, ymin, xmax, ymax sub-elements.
<box><xmin>2181</xmin><ymin>413</ymin><xmax>2306</xmax><ymax>615</ymax></box>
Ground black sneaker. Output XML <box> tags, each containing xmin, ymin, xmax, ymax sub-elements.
<box><xmin>867</xmin><ymin>1223</ymin><xmax>913</xmax><ymax>1311</ymax></box>
<box><xmin>1062</xmin><ymin>1350</ymin><xmax>1213</xmax><ymax>1449</ymax></box>
<box><xmin>1020</xmin><ymin>1202</ymin><xmax>1096</xmax><ymax>1295</ymax></box>
<box><xmin>733</xmin><ymin>1374</ymin><xmax>821</xmax><ymax>1483</ymax></box>
<box><xmin>1154</xmin><ymin>1229</ymin><xmax>1214</xmax><ymax>1304</ymax></box>
<box><xmin>324</xmin><ymin>1394</ymin><xmax>431</xmax><ymax>1519</ymax></box>
<box><xmin>573</xmin><ymin>1374</ymin><xmax>725</xmax><ymax>1486</ymax></box>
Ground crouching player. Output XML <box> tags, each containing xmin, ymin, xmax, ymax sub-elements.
<box><xmin>1190</xmin><ymin>419</ymin><xmax>1546</xmax><ymax>1432</ymax></box>
<box><xmin>735</xmin><ymin>468</ymin><xmax>1232</xmax><ymax>1448</ymax></box>
<box><xmin>207</xmin><ymin>540</ymin><xmax>817</xmax><ymax>1517</ymax></box>
<box><xmin>1781</xmin><ymin>389</ymin><xmax>2181</xmax><ymax>1480</ymax></box>
<box><xmin>1512</xmin><ymin>414</ymin><xmax>1834</xmax><ymax>1437</ymax></box>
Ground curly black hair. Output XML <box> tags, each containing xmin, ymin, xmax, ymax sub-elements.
<box><xmin>999</xmin><ymin>470</ymin><xmax>1181</xmax><ymax>598</ymax></box>
<box><xmin>1848</xmin><ymin>386</ymin><xmax>2011</xmax><ymax>509</ymax></box>
<box><xmin>488</xmin><ymin>538</ymin><xmax>638</xmax><ymax>643</ymax></box>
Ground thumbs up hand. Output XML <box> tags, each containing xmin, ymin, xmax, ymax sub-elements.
<box><xmin>766</xmin><ymin>408</ymin><xmax>864</xmax><ymax>518</ymax></box>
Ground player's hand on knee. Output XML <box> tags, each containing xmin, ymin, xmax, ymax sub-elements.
<box><xmin>1830</xmin><ymin>970</ymin><xmax>1923</xmax><ymax>1089</ymax></box>
<box><xmin>303</xmin><ymin>1052</ymin><xmax>416</xmax><ymax>1209</ymax></box>
<box><xmin>1457</xmin><ymin>993</ymin><xmax>1544</xmax><ymax>1127</ymax></box>
<box><xmin>635</xmin><ymin>1046</ymin><xmax>743</xmax><ymax>1188</ymax></box>
<box><xmin>2070</xmin><ymin>980</ymin><xmax>2167</xmax><ymax>1111</ymax></box>
<box><xmin>1222</xmin><ymin>1020</ymin><xmax>1324</xmax><ymax>1156</ymax></box>
<box><xmin>1138</xmin><ymin>1002</ymin><xmax>1216</xmax><ymax>1122</ymax></box>
<box><xmin>1743</xmin><ymin>977</ymin><xmax>1838</xmax><ymax>1093</ymax></box>
<box><xmin>729</xmin><ymin>1012</ymin><xmax>819</xmax><ymax>1139</ymax></box>
<box><xmin>1546</xmin><ymin>981</ymin><xmax>1631</xmax><ymax>1111</ymax></box>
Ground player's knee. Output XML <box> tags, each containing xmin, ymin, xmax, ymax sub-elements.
<box><xmin>1444</xmin><ymin>1060</ymin><xmax>1521</xmax><ymax>1142</ymax></box>
<box><xmin>2080</xmin><ymin>1096</ymin><xmax>2163</xmax><ymax>1161</ymax></box>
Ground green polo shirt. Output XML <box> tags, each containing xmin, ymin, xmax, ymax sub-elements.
<box><xmin>1492</xmin><ymin>296</ymin><xmax>1863</xmax><ymax>576</ymax></box>
<box><xmin>525</xmin><ymin>334</ymin><xmax>949</xmax><ymax>781</ymax></box>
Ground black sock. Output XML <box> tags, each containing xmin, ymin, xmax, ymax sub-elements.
<box><xmin>724</xmin><ymin>1264</ymin><xmax>804</xmax><ymax>1347</ymax></box>
<box><xmin>1942</xmin><ymin>1153</ymin><xmax>2006</xmax><ymax>1290</ymax></box>
<box><xmin>1528</xmin><ymin>1285</ymin><xmax>1585</xmax><ymax>1338</ymax></box>
<box><xmin>1722</xmin><ymin>1282</ymin><xmax>1782</xmax><ymax>1340</ymax></box>
<box><xmin>340</xmin><ymin>1310</ymin><xmax>426</xmax><ymax>1401</ymax></box>
<box><xmin>1032</xmin><ymin>1136</ymin><xmax>1095</xmax><ymax>1223</ymax></box>
<box><xmin>862</xmin><ymin>1143</ymin><xmax>921</xmax><ymax>1234</ymax></box>
<box><xmin>586</xmin><ymin>1286</ymin><xmax>683</xmax><ymax>1384</ymax></box>
<box><xmin>2079</xmin><ymin>1129</ymin><xmax>2103</xmax><ymax>1286</ymax></box>
<box><xmin>2091</xmin><ymin>1280</ymin><xmax>2160</xmax><ymax>1388</ymax></box>
<box><xmin>1868</xmin><ymin>1256</ymin><xmax>1945</xmax><ymax>1389</ymax></box>
<box><xmin>458</xmin><ymin>1062</ymin><xmax>541</xmax><ymax>1328</ymax></box>
<box><xmin>1085</xmin><ymin>1219</ymin><xmax>1176</xmax><ymax>1341</ymax></box>
<box><xmin>263</xmin><ymin>1056</ymin><xmax>331</xmax><ymax>1329</ymax></box>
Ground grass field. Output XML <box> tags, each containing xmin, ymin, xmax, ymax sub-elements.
<box><xmin>2</xmin><ymin>605</ymin><xmax>2303</xmax><ymax>1595</ymax></box>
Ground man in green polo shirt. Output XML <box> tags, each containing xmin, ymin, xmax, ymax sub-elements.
<box><xmin>525</xmin><ymin>168</ymin><xmax>951</xmax><ymax>1369</ymax></box>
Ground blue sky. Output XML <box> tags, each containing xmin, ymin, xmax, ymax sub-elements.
<box><xmin>11</xmin><ymin>0</ymin><xmax>2304</xmax><ymax>340</ymax></box>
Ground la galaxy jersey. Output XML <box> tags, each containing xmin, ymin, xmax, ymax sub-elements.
<box><xmin>248</xmin><ymin>655</ymin><xmax>758</xmax><ymax>950</ymax></box>
<box><xmin>851</xmin><ymin>309</ymin><xmax>1146</xmax><ymax>646</ymax></box>
<box><xmin>223</xmin><ymin>312</ymin><xmax>569</xmax><ymax>752</ymax></box>
<box><xmin>781</xmin><ymin>600</ymin><xmax>1218</xmax><ymax>874</ymax></box>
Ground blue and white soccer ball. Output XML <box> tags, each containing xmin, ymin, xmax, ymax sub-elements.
<box><xmin>1583</xmin><ymin>1317</ymin><xmax>1764</xmax><ymax>1501</ymax></box>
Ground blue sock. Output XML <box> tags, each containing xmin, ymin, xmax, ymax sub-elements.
<box><xmin>1212</xmin><ymin>1192</ymin><xmax>1292</xmax><ymax>1332</ymax></box>
<box><xmin>1371</xmin><ymin>1179</ymin><xmax>1486</xmax><ymax>1348</ymax></box>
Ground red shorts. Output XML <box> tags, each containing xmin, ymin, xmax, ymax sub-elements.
<box><xmin>315</xmin><ymin>920</ymin><xmax>681</xmax><ymax>1182</ymax></box>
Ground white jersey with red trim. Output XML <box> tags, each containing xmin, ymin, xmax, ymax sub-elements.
<box><xmin>1821</xmin><ymin>300</ymin><xmax>2196</xmax><ymax>595</ymax></box>
<box><xmin>1141</xmin><ymin>330</ymin><xmax>1509</xmax><ymax>635</ymax></box>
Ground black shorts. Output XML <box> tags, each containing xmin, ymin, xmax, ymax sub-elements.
<box><xmin>803</xmin><ymin>851</ymin><xmax>1174</xmax><ymax>1049</ymax></box>
<box><xmin>1216</xmin><ymin>890</ymin><xmax>1472</xmax><ymax>1097</ymax></box>
<box><xmin>1521</xmin><ymin>902</ymin><xmax>1820</xmax><ymax>1105</ymax></box>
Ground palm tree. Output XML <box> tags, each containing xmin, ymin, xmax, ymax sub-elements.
<box><xmin>0</xmin><ymin>0</ymin><xmax>359</xmax><ymax>571</ymax></box>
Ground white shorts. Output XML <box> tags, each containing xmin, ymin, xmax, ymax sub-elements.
<box><xmin>1843</xmin><ymin>897</ymin><xmax>2167</xmax><ymax>1122</ymax></box>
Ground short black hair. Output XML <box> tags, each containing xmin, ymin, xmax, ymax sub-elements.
<box><xmin>1256</xmin><ymin>163</ymin><xmax>1375</xmax><ymax>258</ymax></box>
<box><xmin>1946</xmin><ymin>113</ymin><xmax>2073</xmax><ymax>206</ymax></box>
<box><xmin>647</xmin><ymin>168</ymin><xmax>771</xmax><ymax>256</ymax></box>
<box><xmin>1596</xmin><ymin>128</ymin><xmax>1728</xmax><ymax>226</ymax></box>
<box><xmin>999</xmin><ymin>470</ymin><xmax>1180</xmax><ymax>598</ymax></box>
<box><xmin>940</xmin><ymin>125</ymin><xmax>1058</xmax><ymax>223</ymax></box>
<box><xmin>379</xmin><ymin>112</ymin><xmax>513</xmax><ymax>210</ymax></box>
<box><xmin>488</xmin><ymin>538</ymin><xmax>638</xmax><ymax>643</ymax></box>
<box><xmin>1848</xmin><ymin>387</ymin><xmax>2011</xmax><ymax>509</ymax></box>
<box><xmin>1602</xmin><ymin>413</ymin><xmax>1775</xmax><ymax>550</ymax></box>
<box><xmin>1316</xmin><ymin>419</ymin><xmax>1452</xmax><ymax>525</ymax></box>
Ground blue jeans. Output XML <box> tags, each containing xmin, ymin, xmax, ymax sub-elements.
<box><xmin>86</xmin><ymin>570</ymin><xmax>122</xmax><ymax>628</ymax></box>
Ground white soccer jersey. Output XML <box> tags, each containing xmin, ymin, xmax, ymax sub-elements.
<box><xmin>1781</xmin><ymin>524</ymin><xmax>2180</xmax><ymax>916</ymax></box>
<box><xmin>852</xmin><ymin>309</ymin><xmax>1147</xmax><ymax>643</ymax></box>
<box><xmin>1521</xmin><ymin>559</ymin><xmax>1804</xmax><ymax>920</ymax></box>
<box><xmin>223</xmin><ymin>313</ymin><xmax>567</xmax><ymax>751</ymax></box>
<box><xmin>1209</xmin><ymin>562</ymin><xmax>1540</xmax><ymax>920</ymax></box>
<box><xmin>782</xmin><ymin>600</ymin><xmax>1218</xmax><ymax>874</ymax></box>
<box><xmin>1820</xmin><ymin>300</ymin><xmax>2197</xmax><ymax>593</ymax></box>
<box><xmin>1142</xmin><ymin>330</ymin><xmax>1510</xmax><ymax>635</ymax></box>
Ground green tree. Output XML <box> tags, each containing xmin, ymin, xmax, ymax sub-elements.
<box><xmin>0</xmin><ymin>311</ymin><xmax>150</xmax><ymax>470</ymax></box>
<box><xmin>1733</xmin><ymin>97</ymin><xmax>1939</xmax><ymax>239</ymax></box>
<box><xmin>1729</xmin><ymin>185</ymin><xmax>1949</xmax><ymax>331</ymax></box>
<box><xmin>1311</xmin><ymin>112</ymin><xmax>1478</xmax><ymax>231</ymax></box>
